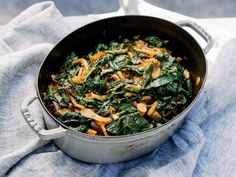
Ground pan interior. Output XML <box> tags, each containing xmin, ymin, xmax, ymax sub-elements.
<box><xmin>37</xmin><ymin>16</ymin><xmax>206</xmax><ymax>133</ymax></box>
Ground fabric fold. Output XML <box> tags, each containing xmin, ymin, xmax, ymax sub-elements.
<box><xmin>0</xmin><ymin>2</ymin><xmax>73</xmax><ymax>176</ymax></box>
<box><xmin>0</xmin><ymin>1</ymin><xmax>72</xmax><ymax>52</ymax></box>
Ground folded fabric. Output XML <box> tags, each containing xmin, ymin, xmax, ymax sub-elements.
<box><xmin>0</xmin><ymin>1</ymin><xmax>236</xmax><ymax>177</ymax></box>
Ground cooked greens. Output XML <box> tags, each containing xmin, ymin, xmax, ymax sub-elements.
<box><xmin>43</xmin><ymin>36</ymin><xmax>194</xmax><ymax>136</ymax></box>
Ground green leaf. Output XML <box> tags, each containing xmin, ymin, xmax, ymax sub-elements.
<box><xmin>142</xmin><ymin>64</ymin><xmax>153</xmax><ymax>87</ymax></box>
<box><xmin>125</xmin><ymin>65</ymin><xmax>143</xmax><ymax>75</ymax></box>
<box><xmin>96</xmin><ymin>43</ymin><xmax>109</xmax><ymax>51</ymax></box>
<box><xmin>108</xmin><ymin>55</ymin><xmax>129</xmax><ymax>70</ymax></box>
<box><xmin>53</xmin><ymin>94</ymin><xmax>68</xmax><ymax>107</ymax></box>
<box><xmin>58</xmin><ymin>112</ymin><xmax>91</xmax><ymax>123</ymax></box>
<box><xmin>174</xmin><ymin>94</ymin><xmax>187</xmax><ymax>105</ymax></box>
<box><xmin>145</xmin><ymin>36</ymin><xmax>168</xmax><ymax>47</ymax></box>
<box><xmin>146</xmin><ymin>74</ymin><xmax>177</xmax><ymax>89</ymax></box>
<box><xmin>107</xmin><ymin>113</ymin><xmax>151</xmax><ymax>135</ymax></box>
<box><xmin>85</xmin><ymin>65</ymin><xmax>96</xmax><ymax>79</ymax></box>
<box><xmin>133</xmin><ymin>35</ymin><xmax>140</xmax><ymax>41</ymax></box>
<box><xmin>107</xmin><ymin>82</ymin><xmax>125</xmax><ymax>93</ymax></box>
<box><xmin>114</xmin><ymin>54</ymin><xmax>128</xmax><ymax>64</ymax></box>
<box><xmin>100</xmin><ymin>68</ymin><xmax>114</xmax><ymax>75</ymax></box>
<box><xmin>68</xmin><ymin>51</ymin><xmax>77</xmax><ymax>60</ymax></box>
<box><xmin>70</xmin><ymin>125</ymin><xmax>89</xmax><ymax>132</ymax></box>
<box><xmin>95</xmin><ymin>54</ymin><xmax>114</xmax><ymax>67</ymax></box>
<box><xmin>128</xmin><ymin>52</ymin><xmax>142</xmax><ymax>64</ymax></box>
<box><xmin>118</xmin><ymin>103</ymin><xmax>137</xmax><ymax>113</ymax></box>
<box><xmin>185</xmin><ymin>79</ymin><xmax>193</xmax><ymax>94</ymax></box>
<box><xmin>47</xmin><ymin>89</ymin><xmax>57</xmax><ymax>95</ymax></box>
<box><xmin>109</xmin><ymin>41</ymin><xmax>121</xmax><ymax>50</ymax></box>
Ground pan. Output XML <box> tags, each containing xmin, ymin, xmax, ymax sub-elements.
<box><xmin>21</xmin><ymin>16</ymin><xmax>213</xmax><ymax>163</ymax></box>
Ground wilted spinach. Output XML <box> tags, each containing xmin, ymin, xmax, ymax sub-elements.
<box><xmin>43</xmin><ymin>35</ymin><xmax>194</xmax><ymax>136</ymax></box>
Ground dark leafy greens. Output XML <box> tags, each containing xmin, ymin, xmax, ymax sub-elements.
<box><xmin>43</xmin><ymin>35</ymin><xmax>194</xmax><ymax>136</ymax></box>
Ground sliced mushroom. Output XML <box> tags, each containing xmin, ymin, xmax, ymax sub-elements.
<box><xmin>109</xmin><ymin>106</ymin><xmax>116</xmax><ymax>115</ymax></box>
<box><xmin>95</xmin><ymin>121</ymin><xmax>109</xmax><ymax>136</ymax></box>
<box><xmin>86</xmin><ymin>129</ymin><xmax>97</xmax><ymax>135</ymax></box>
<box><xmin>89</xmin><ymin>51</ymin><xmax>106</xmax><ymax>64</ymax></box>
<box><xmin>149</xmin><ymin>111</ymin><xmax>161</xmax><ymax>119</ymax></box>
<box><xmin>51</xmin><ymin>74</ymin><xmax>56</xmax><ymax>81</ymax></box>
<box><xmin>175</xmin><ymin>57</ymin><xmax>182</xmax><ymax>63</ymax></box>
<box><xmin>147</xmin><ymin>101</ymin><xmax>158</xmax><ymax>116</ymax></box>
<box><xmin>141</xmin><ymin>96</ymin><xmax>152</xmax><ymax>104</ymax></box>
<box><xmin>183</xmin><ymin>69</ymin><xmax>190</xmax><ymax>79</ymax></box>
<box><xmin>136</xmin><ymin>102</ymin><xmax>147</xmax><ymax>116</ymax></box>
<box><xmin>152</xmin><ymin>64</ymin><xmax>161</xmax><ymax>79</ymax></box>
<box><xmin>196</xmin><ymin>76</ymin><xmax>201</xmax><ymax>86</ymax></box>
<box><xmin>135</xmin><ymin>40</ymin><xmax>145</xmax><ymax>48</ymax></box>
<box><xmin>124</xmin><ymin>92</ymin><xmax>136</xmax><ymax>97</ymax></box>
<box><xmin>52</xmin><ymin>101</ymin><xmax>70</xmax><ymax>115</ymax></box>
<box><xmin>137</xmin><ymin>58</ymin><xmax>160</xmax><ymax>70</ymax></box>
<box><xmin>85</xmin><ymin>92</ymin><xmax>108</xmax><ymax>101</ymax></box>
<box><xmin>79</xmin><ymin>108</ymin><xmax>111</xmax><ymax>124</ymax></box>
<box><xmin>133</xmin><ymin>76</ymin><xmax>144</xmax><ymax>83</ymax></box>
<box><xmin>111</xmin><ymin>74</ymin><xmax>120</xmax><ymax>81</ymax></box>
<box><xmin>71</xmin><ymin>58</ymin><xmax>89</xmax><ymax>84</ymax></box>
<box><xmin>70</xmin><ymin>96</ymin><xmax>85</xmax><ymax>109</ymax></box>
<box><xmin>117</xmin><ymin>71</ymin><xmax>126</xmax><ymax>80</ymax></box>
<box><xmin>133</xmin><ymin>46</ymin><xmax>164</xmax><ymax>57</ymax></box>
<box><xmin>106</xmin><ymin>48</ymin><xmax>128</xmax><ymax>54</ymax></box>
<box><xmin>126</xmin><ymin>84</ymin><xmax>142</xmax><ymax>90</ymax></box>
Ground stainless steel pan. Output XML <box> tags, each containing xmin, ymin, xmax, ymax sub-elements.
<box><xmin>21</xmin><ymin>16</ymin><xmax>213</xmax><ymax>163</ymax></box>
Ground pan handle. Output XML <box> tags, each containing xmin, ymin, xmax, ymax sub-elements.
<box><xmin>176</xmin><ymin>20</ymin><xmax>214</xmax><ymax>54</ymax></box>
<box><xmin>21</xmin><ymin>94</ymin><xmax>67</xmax><ymax>140</ymax></box>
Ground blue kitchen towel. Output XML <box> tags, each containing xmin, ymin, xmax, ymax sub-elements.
<box><xmin>0</xmin><ymin>2</ymin><xmax>236</xmax><ymax>177</ymax></box>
